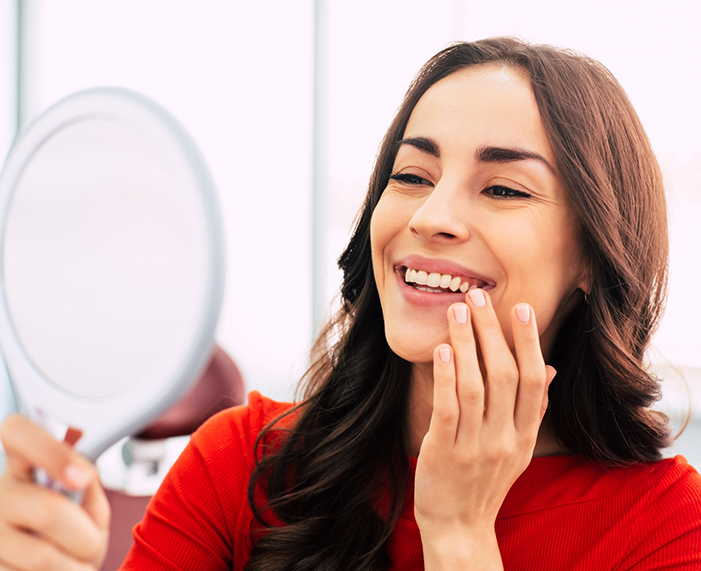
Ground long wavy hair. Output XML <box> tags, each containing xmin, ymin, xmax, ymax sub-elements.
<box><xmin>245</xmin><ymin>37</ymin><xmax>671</xmax><ymax>571</ymax></box>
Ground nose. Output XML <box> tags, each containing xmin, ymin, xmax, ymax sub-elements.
<box><xmin>408</xmin><ymin>180</ymin><xmax>471</xmax><ymax>244</ymax></box>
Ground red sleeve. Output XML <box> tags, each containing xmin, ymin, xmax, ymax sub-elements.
<box><xmin>618</xmin><ymin>456</ymin><xmax>701</xmax><ymax>570</ymax></box>
<box><xmin>119</xmin><ymin>391</ymin><xmax>292</xmax><ymax>571</ymax></box>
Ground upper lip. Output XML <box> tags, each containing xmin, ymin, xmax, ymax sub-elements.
<box><xmin>395</xmin><ymin>254</ymin><xmax>496</xmax><ymax>288</ymax></box>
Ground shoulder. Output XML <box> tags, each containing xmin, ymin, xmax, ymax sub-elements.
<box><xmin>633</xmin><ymin>455</ymin><xmax>701</xmax><ymax>530</ymax></box>
<box><xmin>190</xmin><ymin>390</ymin><xmax>296</xmax><ymax>468</ymax></box>
<box><xmin>499</xmin><ymin>455</ymin><xmax>701</xmax><ymax>568</ymax></box>
<box><xmin>618</xmin><ymin>456</ymin><xmax>701</xmax><ymax>568</ymax></box>
<box><xmin>122</xmin><ymin>391</ymin><xmax>296</xmax><ymax>570</ymax></box>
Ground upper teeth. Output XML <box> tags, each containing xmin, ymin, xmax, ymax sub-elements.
<box><xmin>404</xmin><ymin>268</ymin><xmax>480</xmax><ymax>293</ymax></box>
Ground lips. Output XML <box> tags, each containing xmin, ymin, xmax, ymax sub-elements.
<box><xmin>391</xmin><ymin>255</ymin><xmax>495</xmax><ymax>306</ymax></box>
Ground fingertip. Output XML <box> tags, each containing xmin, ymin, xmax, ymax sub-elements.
<box><xmin>434</xmin><ymin>343</ymin><xmax>452</xmax><ymax>364</ymax></box>
<box><xmin>438</xmin><ymin>345</ymin><xmax>452</xmax><ymax>363</ymax></box>
<box><xmin>63</xmin><ymin>463</ymin><xmax>93</xmax><ymax>490</ymax></box>
<box><xmin>467</xmin><ymin>287</ymin><xmax>487</xmax><ymax>308</ymax></box>
<box><xmin>450</xmin><ymin>303</ymin><xmax>468</xmax><ymax>324</ymax></box>
<box><xmin>514</xmin><ymin>303</ymin><xmax>531</xmax><ymax>324</ymax></box>
<box><xmin>545</xmin><ymin>365</ymin><xmax>557</xmax><ymax>386</ymax></box>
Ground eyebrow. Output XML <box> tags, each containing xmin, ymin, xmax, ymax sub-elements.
<box><xmin>393</xmin><ymin>136</ymin><xmax>440</xmax><ymax>158</ymax></box>
<box><xmin>476</xmin><ymin>145</ymin><xmax>557</xmax><ymax>175</ymax></box>
<box><xmin>393</xmin><ymin>136</ymin><xmax>556</xmax><ymax>175</ymax></box>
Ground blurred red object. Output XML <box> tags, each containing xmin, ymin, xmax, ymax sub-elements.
<box><xmin>100</xmin><ymin>345</ymin><xmax>244</xmax><ymax>570</ymax></box>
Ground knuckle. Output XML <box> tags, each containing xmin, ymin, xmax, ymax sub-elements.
<box><xmin>434</xmin><ymin>406</ymin><xmax>458</xmax><ymax>424</ymax></box>
<box><xmin>491</xmin><ymin>364</ymin><xmax>519</xmax><ymax>384</ymax></box>
<box><xmin>485</xmin><ymin>437</ymin><xmax>515</xmax><ymax>460</ymax></box>
<box><xmin>459</xmin><ymin>386</ymin><xmax>483</xmax><ymax>405</ymax></box>
<box><xmin>520</xmin><ymin>430</ymin><xmax>539</xmax><ymax>453</ymax></box>
<box><xmin>523</xmin><ymin>372</ymin><xmax>547</xmax><ymax>391</ymax></box>
<box><xmin>34</xmin><ymin>502</ymin><xmax>62</xmax><ymax>535</ymax></box>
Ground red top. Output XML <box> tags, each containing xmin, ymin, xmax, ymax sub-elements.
<box><xmin>121</xmin><ymin>391</ymin><xmax>701</xmax><ymax>570</ymax></box>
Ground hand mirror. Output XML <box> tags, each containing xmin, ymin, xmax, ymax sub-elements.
<box><xmin>0</xmin><ymin>87</ymin><xmax>225</xmax><ymax>462</ymax></box>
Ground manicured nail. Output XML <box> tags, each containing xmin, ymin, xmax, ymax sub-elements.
<box><xmin>468</xmin><ymin>288</ymin><xmax>486</xmax><ymax>307</ymax></box>
<box><xmin>64</xmin><ymin>464</ymin><xmax>92</xmax><ymax>488</ymax></box>
<box><xmin>453</xmin><ymin>304</ymin><xmax>467</xmax><ymax>324</ymax></box>
<box><xmin>439</xmin><ymin>347</ymin><xmax>451</xmax><ymax>363</ymax></box>
<box><xmin>516</xmin><ymin>304</ymin><xmax>530</xmax><ymax>324</ymax></box>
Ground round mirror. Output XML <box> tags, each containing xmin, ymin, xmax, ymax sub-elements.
<box><xmin>0</xmin><ymin>88</ymin><xmax>225</xmax><ymax>461</ymax></box>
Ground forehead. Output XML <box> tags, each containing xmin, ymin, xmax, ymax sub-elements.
<box><xmin>404</xmin><ymin>64</ymin><xmax>556</xmax><ymax>167</ymax></box>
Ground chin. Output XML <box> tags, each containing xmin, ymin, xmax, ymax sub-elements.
<box><xmin>384</xmin><ymin>328</ymin><xmax>444</xmax><ymax>365</ymax></box>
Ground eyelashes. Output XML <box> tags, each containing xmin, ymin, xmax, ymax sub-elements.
<box><xmin>483</xmin><ymin>185</ymin><xmax>531</xmax><ymax>199</ymax></box>
<box><xmin>388</xmin><ymin>172</ymin><xmax>531</xmax><ymax>199</ymax></box>
<box><xmin>389</xmin><ymin>172</ymin><xmax>432</xmax><ymax>186</ymax></box>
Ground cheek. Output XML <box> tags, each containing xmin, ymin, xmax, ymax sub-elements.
<box><xmin>369</xmin><ymin>193</ymin><xmax>408</xmax><ymax>285</ymax></box>
<box><xmin>490</xmin><ymin>221</ymin><xmax>584</xmax><ymax>344</ymax></box>
<box><xmin>369</xmin><ymin>207</ymin><xmax>389</xmax><ymax>288</ymax></box>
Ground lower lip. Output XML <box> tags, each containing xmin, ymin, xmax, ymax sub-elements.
<box><xmin>395</xmin><ymin>269</ymin><xmax>469</xmax><ymax>307</ymax></box>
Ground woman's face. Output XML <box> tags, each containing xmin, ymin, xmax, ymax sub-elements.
<box><xmin>370</xmin><ymin>64</ymin><xmax>588</xmax><ymax>366</ymax></box>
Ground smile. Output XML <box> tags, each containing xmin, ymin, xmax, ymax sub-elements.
<box><xmin>402</xmin><ymin>266</ymin><xmax>487</xmax><ymax>293</ymax></box>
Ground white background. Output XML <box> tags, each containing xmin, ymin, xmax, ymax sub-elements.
<box><xmin>0</xmin><ymin>0</ymin><xmax>699</xmax><ymax>461</ymax></box>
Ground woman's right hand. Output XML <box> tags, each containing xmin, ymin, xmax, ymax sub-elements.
<box><xmin>0</xmin><ymin>414</ymin><xmax>110</xmax><ymax>570</ymax></box>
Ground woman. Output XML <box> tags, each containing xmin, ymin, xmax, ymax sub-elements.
<box><xmin>1</xmin><ymin>38</ymin><xmax>699</xmax><ymax>570</ymax></box>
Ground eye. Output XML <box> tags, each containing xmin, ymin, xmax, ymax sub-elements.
<box><xmin>389</xmin><ymin>172</ymin><xmax>433</xmax><ymax>186</ymax></box>
<box><xmin>483</xmin><ymin>185</ymin><xmax>531</xmax><ymax>199</ymax></box>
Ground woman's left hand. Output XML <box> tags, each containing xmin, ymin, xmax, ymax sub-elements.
<box><xmin>414</xmin><ymin>288</ymin><xmax>556</xmax><ymax>570</ymax></box>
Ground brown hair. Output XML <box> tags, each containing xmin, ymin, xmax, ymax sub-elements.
<box><xmin>246</xmin><ymin>38</ymin><xmax>670</xmax><ymax>571</ymax></box>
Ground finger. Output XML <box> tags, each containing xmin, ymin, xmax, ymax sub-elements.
<box><xmin>81</xmin><ymin>476</ymin><xmax>111</xmax><ymax>534</ymax></box>
<box><xmin>540</xmin><ymin>366</ymin><xmax>557</xmax><ymax>420</ymax></box>
<box><xmin>0</xmin><ymin>479</ymin><xmax>105</xmax><ymax>563</ymax></box>
<box><xmin>447</xmin><ymin>303</ymin><xmax>484</xmax><ymax>437</ymax></box>
<box><xmin>511</xmin><ymin>304</ymin><xmax>548</xmax><ymax>433</ymax></box>
<box><xmin>1</xmin><ymin>414</ymin><xmax>93</xmax><ymax>491</ymax></box>
<box><xmin>429</xmin><ymin>343</ymin><xmax>459</xmax><ymax>447</ymax></box>
<box><xmin>0</xmin><ymin>520</ymin><xmax>94</xmax><ymax>571</ymax></box>
<box><xmin>465</xmin><ymin>288</ymin><xmax>519</xmax><ymax>422</ymax></box>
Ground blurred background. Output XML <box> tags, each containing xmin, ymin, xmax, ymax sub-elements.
<box><xmin>0</xmin><ymin>0</ymin><xmax>699</xmax><ymax>466</ymax></box>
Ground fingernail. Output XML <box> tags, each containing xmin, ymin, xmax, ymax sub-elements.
<box><xmin>453</xmin><ymin>304</ymin><xmax>467</xmax><ymax>324</ymax></box>
<box><xmin>64</xmin><ymin>464</ymin><xmax>92</xmax><ymax>488</ymax></box>
<box><xmin>516</xmin><ymin>304</ymin><xmax>530</xmax><ymax>324</ymax></box>
<box><xmin>439</xmin><ymin>347</ymin><xmax>451</xmax><ymax>363</ymax></box>
<box><xmin>468</xmin><ymin>288</ymin><xmax>486</xmax><ymax>307</ymax></box>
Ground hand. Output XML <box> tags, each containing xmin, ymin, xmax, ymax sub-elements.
<box><xmin>0</xmin><ymin>414</ymin><xmax>110</xmax><ymax>570</ymax></box>
<box><xmin>414</xmin><ymin>289</ymin><xmax>556</xmax><ymax>570</ymax></box>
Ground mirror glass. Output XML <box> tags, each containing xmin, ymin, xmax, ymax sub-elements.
<box><xmin>0</xmin><ymin>88</ymin><xmax>224</xmax><ymax>460</ymax></box>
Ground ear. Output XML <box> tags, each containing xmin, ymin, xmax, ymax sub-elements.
<box><xmin>576</xmin><ymin>264</ymin><xmax>592</xmax><ymax>296</ymax></box>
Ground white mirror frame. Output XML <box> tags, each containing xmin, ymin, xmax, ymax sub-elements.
<box><xmin>0</xmin><ymin>88</ymin><xmax>225</xmax><ymax>460</ymax></box>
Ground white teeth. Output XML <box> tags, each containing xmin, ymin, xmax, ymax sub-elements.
<box><xmin>427</xmin><ymin>272</ymin><xmax>441</xmax><ymax>287</ymax></box>
<box><xmin>403</xmin><ymin>266</ymin><xmax>486</xmax><ymax>293</ymax></box>
<box><xmin>414</xmin><ymin>285</ymin><xmax>443</xmax><ymax>293</ymax></box>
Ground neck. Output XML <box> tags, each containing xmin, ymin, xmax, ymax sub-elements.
<box><xmin>405</xmin><ymin>363</ymin><xmax>568</xmax><ymax>458</ymax></box>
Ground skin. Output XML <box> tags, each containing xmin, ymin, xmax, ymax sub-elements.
<box><xmin>0</xmin><ymin>414</ymin><xmax>109</xmax><ymax>570</ymax></box>
<box><xmin>370</xmin><ymin>64</ymin><xmax>588</xmax><ymax>569</ymax></box>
